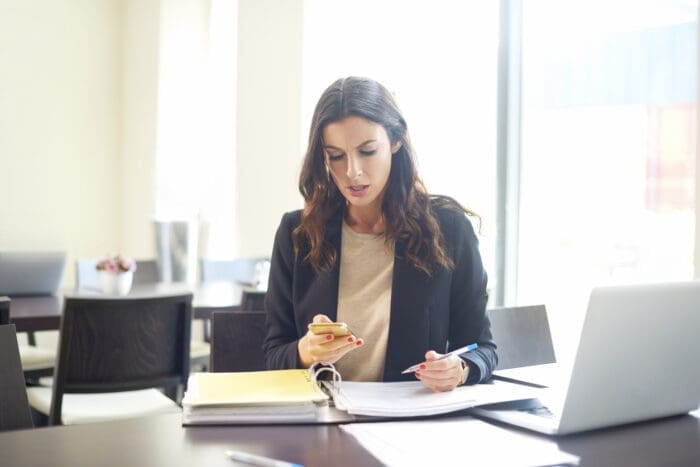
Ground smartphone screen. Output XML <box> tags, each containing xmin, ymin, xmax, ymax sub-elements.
<box><xmin>308</xmin><ymin>322</ymin><xmax>351</xmax><ymax>337</ymax></box>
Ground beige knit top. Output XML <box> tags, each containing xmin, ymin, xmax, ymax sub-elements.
<box><xmin>333</xmin><ymin>221</ymin><xmax>394</xmax><ymax>381</ymax></box>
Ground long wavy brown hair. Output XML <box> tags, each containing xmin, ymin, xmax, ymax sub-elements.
<box><xmin>294</xmin><ymin>77</ymin><xmax>478</xmax><ymax>275</ymax></box>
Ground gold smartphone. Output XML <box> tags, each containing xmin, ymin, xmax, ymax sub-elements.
<box><xmin>308</xmin><ymin>322</ymin><xmax>352</xmax><ymax>337</ymax></box>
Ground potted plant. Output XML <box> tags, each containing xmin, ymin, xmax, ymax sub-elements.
<box><xmin>96</xmin><ymin>254</ymin><xmax>137</xmax><ymax>295</ymax></box>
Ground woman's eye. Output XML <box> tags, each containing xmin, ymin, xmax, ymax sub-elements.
<box><xmin>359</xmin><ymin>150</ymin><xmax>376</xmax><ymax>156</ymax></box>
<box><xmin>328</xmin><ymin>154</ymin><xmax>344</xmax><ymax>161</ymax></box>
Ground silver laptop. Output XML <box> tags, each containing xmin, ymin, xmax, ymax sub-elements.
<box><xmin>472</xmin><ymin>281</ymin><xmax>700</xmax><ymax>435</ymax></box>
<box><xmin>0</xmin><ymin>251</ymin><xmax>66</xmax><ymax>295</ymax></box>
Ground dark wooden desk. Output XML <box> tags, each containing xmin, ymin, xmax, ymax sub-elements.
<box><xmin>8</xmin><ymin>294</ymin><xmax>62</xmax><ymax>332</ymax></box>
<box><xmin>8</xmin><ymin>282</ymin><xmax>248</xmax><ymax>333</ymax></box>
<box><xmin>1</xmin><ymin>411</ymin><xmax>698</xmax><ymax>466</ymax></box>
<box><xmin>0</xmin><ymin>413</ymin><xmax>382</xmax><ymax>467</ymax></box>
<box><xmin>557</xmin><ymin>412</ymin><xmax>700</xmax><ymax>467</ymax></box>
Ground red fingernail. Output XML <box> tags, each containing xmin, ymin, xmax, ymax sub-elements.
<box><xmin>326</xmin><ymin>334</ymin><xmax>333</xmax><ymax>340</ymax></box>
<box><xmin>356</xmin><ymin>340</ymin><xmax>362</xmax><ymax>346</ymax></box>
<box><xmin>419</xmin><ymin>364</ymin><xmax>426</xmax><ymax>370</ymax></box>
<box><xmin>415</xmin><ymin>371</ymin><xmax>421</xmax><ymax>378</ymax></box>
<box><xmin>347</xmin><ymin>336</ymin><xmax>354</xmax><ymax>343</ymax></box>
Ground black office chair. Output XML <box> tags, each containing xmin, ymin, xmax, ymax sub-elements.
<box><xmin>0</xmin><ymin>324</ymin><xmax>33</xmax><ymax>431</ymax></box>
<box><xmin>488</xmin><ymin>304</ymin><xmax>556</xmax><ymax>370</ymax></box>
<box><xmin>210</xmin><ymin>310</ymin><xmax>266</xmax><ymax>372</ymax></box>
<box><xmin>0</xmin><ymin>296</ymin><xmax>9</xmax><ymax>325</ymax></box>
<box><xmin>0</xmin><ymin>296</ymin><xmax>56</xmax><ymax>383</ymax></box>
<box><xmin>76</xmin><ymin>258</ymin><xmax>210</xmax><ymax>371</ymax></box>
<box><xmin>26</xmin><ymin>293</ymin><xmax>192</xmax><ymax>426</ymax></box>
<box><xmin>132</xmin><ymin>259</ymin><xmax>159</xmax><ymax>284</ymax></box>
<box><xmin>240</xmin><ymin>289</ymin><xmax>266</xmax><ymax>311</ymax></box>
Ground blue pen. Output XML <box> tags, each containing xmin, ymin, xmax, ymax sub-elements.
<box><xmin>226</xmin><ymin>449</ymin><xmax>303</xmax><ymax>467</ymax></box>
<box><xmin>401</xmin><ymin>343</ymin><xmax>478</xmax><ymax>374</ymax></box>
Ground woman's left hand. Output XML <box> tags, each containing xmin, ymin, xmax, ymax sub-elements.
<box><xmin>414</xmin><ymin>350</ymin><xmax>467</xmax><ymax>392</ymax></box>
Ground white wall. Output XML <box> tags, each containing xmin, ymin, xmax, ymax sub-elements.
<box><xmin>0</xmin><ymin>0</ymin><xmax>306</xmax><ymax>288</ymax></box>
<box><xmin>121</xmin><ymin>0</ymin><xmax>160</xmax><ymax>260</ymax></box>
<box><xmin>236</xmin><ymin>0</ymin><xmax>305</xmax><ymax>257</ymax></box>
<box><xmin>0</xmin><ymin>0</ymin><xmax>124</xmax><ymax>287</ymax></box>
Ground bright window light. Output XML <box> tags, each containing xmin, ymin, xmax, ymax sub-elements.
<box><xmin>302</xmin><ymin>0</ymin><xmax>499</xmax><ymax>287</ymax></box>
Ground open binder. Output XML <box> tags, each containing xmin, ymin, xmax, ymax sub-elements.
<box><xmin>181</xmin><ymin>364</ymin><xmax>539</xmax><ymax>426</ymax></box>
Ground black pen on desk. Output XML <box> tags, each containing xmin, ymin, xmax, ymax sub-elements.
<box><xmin>226</xmin><ymin>449</ymin><xmax>303</xmax><ymax>467</ymax></box>
<box><xmin>401</xmin><ymin>343</ymin><xmax>478</xmax><ymax>374</ymax></box>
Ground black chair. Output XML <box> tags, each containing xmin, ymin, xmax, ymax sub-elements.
<box><xmin>133</xmin><ymin>259</ymin><xmax>159</xmax><ymax>284</ymax></box>
<box><xmin>0</xmin><ymin>296</ymin><xmax>56</xmax><ymax>382</ymax></box>
<box><xmin>76</xmin><ymin>258</ymin><xmax>210</xmax><ymax>371</ymax></box>
<box><xmin>488</xmin><ymin>304</ymin><xmax>556</xmax><ymax>370</ymax></box>
<box><xmin>0</xmin><ymin>296</ymin><xmax>9</xmax><ymax>324</ymax></box>
<box><xmin>240</xmin><ymin>289</ymin><xmax>266</xmax><ymax>311</ymax></box>
<box><xmin>27</xmin><ymin>293</ymin><xmax>192</xmax><ymax>426</ymax></box>
<box><xmin>210</xmin><ymin>311</ymin><xmax>266</xmax><ymax>372</ymax></box>
<box><xmin>0</xmin><ymin>324</ymin><xmax>33</xmax><ymax>431</ymax></box>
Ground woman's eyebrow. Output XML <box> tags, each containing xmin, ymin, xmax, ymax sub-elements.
<box><xmin>357</xmin><ymin>139</ymin><xmax>377</xmax><ymax>148</ymax></box>
<box><xmin>324</xmin><ymin>139</ymin><xmax>378</xmax><ymax>151</ymax></box>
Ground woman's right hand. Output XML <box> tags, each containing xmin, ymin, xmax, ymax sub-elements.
<box><xmin>298</xmin><ymin>314</ymin><xmax>363</xmax><ymax>368</ymax></box>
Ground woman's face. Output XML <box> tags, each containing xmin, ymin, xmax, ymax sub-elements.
<box><xmin>322</xmin><ymin>116</ymin><xmax>400</xmax><ymax>213</ymax></box>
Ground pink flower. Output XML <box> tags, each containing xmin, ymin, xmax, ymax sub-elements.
<box><xmin>96</xmin><ymin>254</ymin><xmax>137</xmax><ymax>273</ymax></box>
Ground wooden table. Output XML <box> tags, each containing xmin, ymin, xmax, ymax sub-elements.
<box><xmin>8</xmin><ymin>282</ymin><xmax>249</xmax><ymax>333</ymax></box>
<box><xmin>1</xmin><ymin>411</ymin><xmax>699</xmax><ymax>466</ymax></box>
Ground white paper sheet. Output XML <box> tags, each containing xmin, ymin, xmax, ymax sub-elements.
<box><xmin>341</xmin><ymin>418</ymin><xmax>579</xmax><ymax>466</ymax></box>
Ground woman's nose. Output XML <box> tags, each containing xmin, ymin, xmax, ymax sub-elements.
<box><xmin>346</xmin><ymin>156</ymin><xmax>363</xmax><ymax>179</ymax></box>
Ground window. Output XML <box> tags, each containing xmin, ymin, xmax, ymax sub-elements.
<box><xmin>302</xmin><ymin>0</ymin><xmax>499</xmax><ymax>288</ymax></box>
<box><xmin>155</xmin><ymin>0</ymin><xmax>238</xmax><ymax>257</ymax></box>
<box><xmin>517</xmin><ymin>0</ymin><xmax>697</xmax><ymax>356</ymax></box>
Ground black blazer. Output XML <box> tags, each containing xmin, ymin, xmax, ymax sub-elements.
<box><xmin>263</xmin><ymin>204</ymin><xmax>497</xmax><ymax>383</ymax></box>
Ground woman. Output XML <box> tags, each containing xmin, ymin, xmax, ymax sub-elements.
<box><xmin>263</xmin><ymin>77</ymin><xmax>497</xmax><ymax>391</ymax></box>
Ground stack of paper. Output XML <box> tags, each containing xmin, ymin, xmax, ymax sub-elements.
<box><xmin>182</xmin><ymin>370</ymin><xmax>329</xmax><ymax>425</ymax></box>
<box><xmin>327</xmin><ymin>379</ymin><xmax>540</xmax><ymax>417</ymax></box>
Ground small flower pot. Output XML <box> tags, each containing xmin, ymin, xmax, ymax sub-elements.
<box><xmin>98</xmin><ymin>270</ymin><xmax>134</xmax><ymax>296</ymax></box>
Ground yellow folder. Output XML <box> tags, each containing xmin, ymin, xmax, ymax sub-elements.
<box><xmin>188</xmin><ymin>370</ymin><xmax>329</xmax><ymax>407</ymax></box>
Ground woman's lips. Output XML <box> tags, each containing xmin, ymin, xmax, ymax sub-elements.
<box><xmin>347</xmin><ymin>185</ymin><xmax>369</xmax><ymax>197</ymax></box>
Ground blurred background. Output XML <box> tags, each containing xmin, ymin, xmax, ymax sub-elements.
<box><xmin>0</xmin><ymin>0</ymin><xmax>697</xmax><ymax>358</ymax></box>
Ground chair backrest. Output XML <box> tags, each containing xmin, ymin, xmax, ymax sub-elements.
<box><xmin>50</xmin><ymin>293</ymin><xmax>193</xmax><ymax>425</ymax></box>
<box><xmin>75</xmin><ymin>259</ymin><xmax>97</xmax><ymax>289</ymax></box>
<box><xmin>0</xmin><ymin>296</ymin><xmax>9</xmax><ymax>325</ymax></box>
<box><xmin>132</xmin><ymin>259</ymin><xmax>159</xmax><ymax>284</ymax></box>
<box><xmin>76</xmin><ymin>259</ymin><xmax>160</xmax><ymax>290</ymax></box>
<box><xmin>488</xmin><ymin>304</ymin><xmax>556</xmax><ymax>370</ymax></box>
<box><xmin>240</xmin><ymin>290</ymin><xmax>266</xmax><ymax>311</ymax></box>
<box><xmin>200</xmin><ymin>257</ymin><xmax>269</xmax><ymax>285</ymax></box>
<box><xmin>0</xmin><ymin>324</ymin><xmax>33</xmax><ymax>431</ymax></box>
<box><xmin>210</xmin><ymin>311</ymin><xmax>266</xmax><ymax>372</ymax></box>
